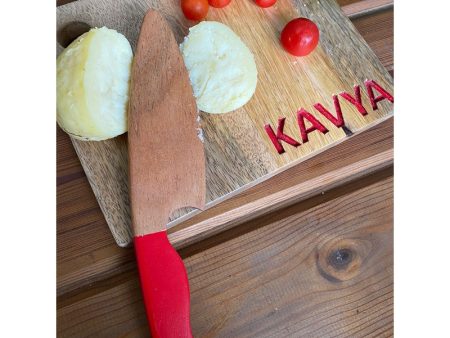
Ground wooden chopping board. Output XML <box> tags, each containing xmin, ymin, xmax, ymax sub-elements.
<box><xmin>57</xmin><ymin>0</ymin><xmax>393</xmax><ymax>247</ymax></box>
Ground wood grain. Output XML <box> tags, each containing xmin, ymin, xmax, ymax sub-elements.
<box><xmin>57</xmin><ymin>3</ymin><xmax>393</xmax><ymax>336</ymax></box>
<box><xmin>169</xmin><ymin>147</ymin><xmax>392</xmax><ymax>249</ymax></box>
<box><xmin>57</xmin><ymin>0</ymin><xmax>394</xmax><ymax>246</ymax></box>
<box><xmin>58</xmin><ymin>114</ymin><xmax>392</xmax><ymax>300</ymax></box>
<box><xmin>57</xmin><ymin>3</ymin><xmax>393</xmax><ymax>297</ymax></box>
<box><xmin>128</xmin><ymin>10</ymin><xmax>206</xmax><ymax>236</ymax></box>
<box><xmin>58</xmin><ymin>171</ymin><xmax>393</xmax><ymax>337</ymax></box>
<box><xmin>352</xmin><ymin>8</ymin><xmax>393</xmax><ymax>73</ymax></box>
<box><xmin>341</xmin><ymin>0</ymin><xmax>392</xmax><ymax>19</ymax></box>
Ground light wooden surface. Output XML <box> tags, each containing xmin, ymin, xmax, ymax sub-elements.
<box><xmin>57</xmin><ymin>0</ymin><xmax>394</xmax><ymax>246</ymax></box>
<box><xmin>57</xmin><ymin>1</ymin><xmax>393</xmax><ymax>336</ymax></box>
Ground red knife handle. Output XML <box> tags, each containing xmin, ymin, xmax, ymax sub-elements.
<box><xmin>134</xmin><ymin>231</ymin><xmax>193</xmax><ymax>338</ymax></box>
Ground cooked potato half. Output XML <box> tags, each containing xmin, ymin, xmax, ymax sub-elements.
<box><xmin>57</xmin><ymin>27</ymin><xmax>132</xmax><ymax>141</ymax></box>
<box><xmin>180</xmin><ymin>22</ymin><xmax>257</xmax><ymax>114</ymax></box>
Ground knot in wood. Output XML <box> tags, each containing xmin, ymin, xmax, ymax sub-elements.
<box><xmin>316</xmin><ymin>238</ymin><xmax>370</xmax><ymax>283</ymax></box>
<box><xmin>328</xmin><ymin>248</ymin><xmax>353</xmax><ymax>270</ymax></box>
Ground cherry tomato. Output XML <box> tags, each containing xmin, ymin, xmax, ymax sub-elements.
<box><xmin>181</xmin><ymin>0</ymin><xmax>209</xmax><ymax>21</ymax></box>
<box><xmin>255</xmin><ymin>0</ymin><xmax>276</xmax><ymax>8</ymax></box>
<box><xmin>280</xmin><ymin>18</ymin><xmax>319</xmax><ymax>56</ymax></box>
<box><xmin>209</xmin><ymin>0</ymin><xmax>231</xmax><ymax>8</ymax></box>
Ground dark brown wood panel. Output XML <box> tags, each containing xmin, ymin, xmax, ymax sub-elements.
<box><xmin>352</xmin><ymin>9</ymin><xmax>393</xmax><ymax>72</ymax></box>
<box><xmin>58</xmin><ymin>171</ymin><xmax>393</xmax><ymax>337</ymax></box>
<box><xmin>57</xmin><ymin>126</ymin><xmax>84</xmax><ymax>184</ymax></box>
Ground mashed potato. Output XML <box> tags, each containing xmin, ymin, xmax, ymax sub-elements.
<box><xmin>57</xmin><ymin>27</ymin><xmax>132</xmax><ymax>141</ymax></box>
<box><xmin>180</xmin><ymin>22</ymin><xmax>257</xmax><ymax>114</ymax></box>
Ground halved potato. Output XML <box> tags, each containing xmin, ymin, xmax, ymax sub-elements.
<box><xmin>180</xmin><ymin>22</ymin><xmax>258</xmax><ymax>114</ymax></box>
<box><xmin>57</xmin><ymin>27</ymin><xmax>132</xmax><ymax>141</ymax></box>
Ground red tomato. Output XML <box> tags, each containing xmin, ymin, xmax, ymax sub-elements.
<box><xmin>255</xmin><ymin>0</ymin><xmax>276</xmax><ymax>8</ymax></box>
<box><xmin>181</xmin><ymin>0</ymin><xmax>209</xmax><ymax>20</ymax></box>
<box><xmin>209</xmin><ymin>0</ymin><xmax>231</xmax><ymax>8</ymax></box>
<box><xmin>280</xmin><ymin>18</ymin><xmax>319</xmax><ymax>56</ymax></box>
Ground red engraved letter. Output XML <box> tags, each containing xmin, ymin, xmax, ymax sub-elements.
<box><xmin>264</xmin><ymin>118</ymin><xmax>300</xmax><ymax>154</ymax></box>
<box><xmin>365</xmin><ymin>79</ymin><xmax>394</xmax><ymax>110</ymax></box>
<box><xmin>313</xmin><ymin>95</ymin><xmax>345</xmax><ymax>128</ymax></box>
<box><xmin>297</xmin><ymin>108</ymin><xmax>329</xmax><ymax>143</ymax></box>
<box><xmin>339</xmin><ymin>85</ymin><xmax>368</xmax><ymax>116</ymax></box>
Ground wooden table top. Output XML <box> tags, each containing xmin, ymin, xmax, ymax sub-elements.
<box><xmin>57</xmin><ymin>0</ymin><xmax>393</xmax><ymax>336</ymax></box>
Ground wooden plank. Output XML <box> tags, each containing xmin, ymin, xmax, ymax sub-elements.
<box><xmin>341</xmin><ymin>0</ymin><xmax>393</xmax><ymax>19</ymax></box>
<box><xmin>58</xmin><ymin>114</ymin><xmax>392</xmax><ymax>298</ymax></box>
<box><xmin>352</xmin><ymin>7</ymin><xmax>393</xmax><ymax>72</ymax></box>
<box><xmin>170</xmin><ymin>146</ymin><xmax>392</xmax><ymax>249</ymax></box>
<box><xmin>58</xmin><ymin>172</ymin><xmax>393</xmax><ymax>337</ymax></box>
<box><xmin>57</xmin><ymin>0</ymin><xmax>394</xmax><ymax>246</ymax></box>
<box><xmin>57</xmin><ymin>126</ymin><xmax>85</xmax><ymax>183</ymax></box>
<box><xmin>57</xmin><ymin>7</ymin><xmax>393</xmax><ymax>297</ymax></box>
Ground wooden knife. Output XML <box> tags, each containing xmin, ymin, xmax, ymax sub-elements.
<box><xmin>128</xmin><ymin>10</ymin><xmax>206</xmax><ymax>337</ymax></box>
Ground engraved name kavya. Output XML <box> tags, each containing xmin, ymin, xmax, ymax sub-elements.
<box><xmin>264</xmin><ymin>79</ymin><xmax>394</xmax><ymax>154</ymax></box>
